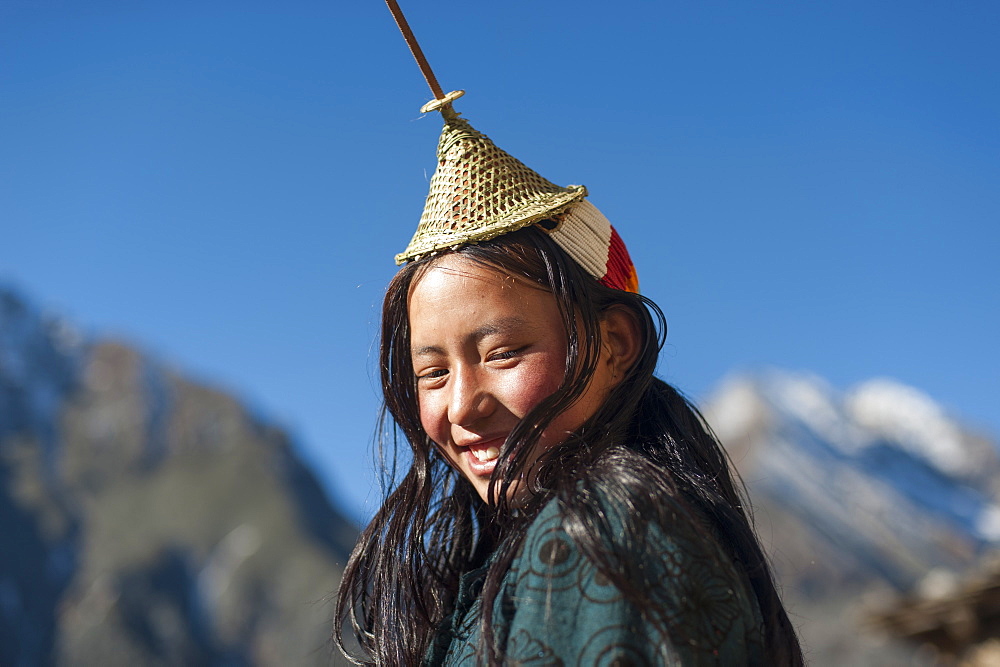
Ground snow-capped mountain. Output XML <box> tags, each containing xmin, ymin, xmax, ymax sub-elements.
<box><xmin>703</xmin><ymin>370</ymin><xmax>1000</xmax><ymax>663</ymax></box>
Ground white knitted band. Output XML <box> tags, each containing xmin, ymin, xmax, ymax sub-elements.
<box><xmin>546</xmin><ymin>200</ymin><xmax>613</xmax><ymax>281</ymax></box>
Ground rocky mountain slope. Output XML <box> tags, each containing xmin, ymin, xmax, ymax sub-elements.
<box><xmin>704</xmin><ymin>370</ymin><xmax>1000</xmax><ymax>664</ymax></box>
<box><xmin>0</xmin><ymin>286</ymin><xmax>358</xmax><ymax>666</ymax></box>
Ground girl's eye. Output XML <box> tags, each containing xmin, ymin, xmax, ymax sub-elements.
<box><xmin>417</xmin><ymin>369</ymin><xmax>448</xmax><ymax>380</ymax></box>
<box><xmin>488</xmin><ymin>348</ymin><xmax>523</xmax><ymax>362</ymax></box>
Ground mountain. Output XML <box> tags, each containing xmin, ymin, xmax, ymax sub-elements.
<box><xmin>0</xmin><ymin>286</ymin><xmax>359</xmax><ymax>666</ymax></box>
<box><xmin>703</xmin><ymin>370</ymin><xmax>1000</xmax><ymax>664</ymax></box>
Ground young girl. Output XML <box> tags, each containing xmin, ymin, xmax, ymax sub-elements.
<box><xmin>335</xmin><ymin>105</ymin><xmax>803</xmax><ymax>666</ymax></box>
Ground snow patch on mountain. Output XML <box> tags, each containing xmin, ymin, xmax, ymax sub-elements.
<box><xmin>845</xmin><ymin>378</ymin><xmax>971</xmax><ymax>477</ymax></box>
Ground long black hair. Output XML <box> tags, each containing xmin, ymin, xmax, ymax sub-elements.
<box><xmin>335</xmin><ymin>226</ymin><xmax>803</xmax><ymax>665</ymax></box>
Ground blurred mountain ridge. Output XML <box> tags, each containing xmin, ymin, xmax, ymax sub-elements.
<box><xmin>704</xmin><ymin>369</ymin><xmax>1000</xmax><ymax>663</ymax></box>
<box><xmin>0</xmin><ymin>283</ymin><xmax>358</xmax><ymax>666</ymax></box>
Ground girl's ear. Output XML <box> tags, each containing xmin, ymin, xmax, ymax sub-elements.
<box><xmin>599</xmin><ymin>306</ymin><xmax>643</xmax><ymax>384</ymax></box>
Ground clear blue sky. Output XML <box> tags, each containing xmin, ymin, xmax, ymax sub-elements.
<box><xmin>3</xmin><ymin>0</ymin><xmax>998</xmax><ymax>523</ymax></box>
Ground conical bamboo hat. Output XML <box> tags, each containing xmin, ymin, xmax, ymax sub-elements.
<box><xmin>395</xmin><ymin>106</ymin><xmax>587</xmax><ymax>264</ymax></box>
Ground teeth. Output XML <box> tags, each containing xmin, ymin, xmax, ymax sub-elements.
<box><xmin>472</xmin><ymin>446</ymin><xmax>500</xmax><ymax>462</ymax></box>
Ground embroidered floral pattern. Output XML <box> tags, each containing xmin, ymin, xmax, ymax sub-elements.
<box><xmin>430</xmin><ymin>497</ymin><xmax>766</xmax><ymax>666</ymax></box>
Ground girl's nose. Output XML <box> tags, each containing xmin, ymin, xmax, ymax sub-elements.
<box><xmin>448</xmin><ymin>367</ymin><xmax>495</xmax><ymax>427</ymax></box>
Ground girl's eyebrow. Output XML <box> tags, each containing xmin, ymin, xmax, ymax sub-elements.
<box><xmin>412</xmin><ymin>316</ymin><xmax>531</xmax><ymax>358</ymax></box>
<box><xmin>472</xmin><ymin>316</ymin><xmax>530</xmax><ymax>341</ymax></box>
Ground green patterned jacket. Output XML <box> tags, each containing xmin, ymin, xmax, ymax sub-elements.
<box><xmin>424</xmin><ymin>494</ymin><xmax>766</xmax><ymax>666</ymax></box>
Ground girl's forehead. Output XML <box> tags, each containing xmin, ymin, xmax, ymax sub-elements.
<box><xmin>407</xmin><ymin>255</ymin><xmax>539</xmax><ymax>300</ymax></box>
<box><xmin>407</xmin><ymin>255</ymin><xmax>564</xmax><ymax>338</ymax></box>
<box><xmin>418</xmin><ymin>254</ymin><xmax>508</xmax><ymax>280</ymax></box>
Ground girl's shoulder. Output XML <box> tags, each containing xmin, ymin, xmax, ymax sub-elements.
<box><xmin>500</xmin><ymin>487</ymin><xmax>766</xmax><ymax>664</ymax></box>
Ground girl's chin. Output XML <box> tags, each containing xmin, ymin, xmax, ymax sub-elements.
<box><xmin>467</xmin><ymin>477</ymin><xmax>534</xmax><ymax>507</ymax></box>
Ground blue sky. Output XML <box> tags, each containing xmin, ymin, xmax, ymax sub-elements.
<box><xmin>3</xmin><ymin>0</ymin><xmax>998</xmax><ymax>523</ymax></box>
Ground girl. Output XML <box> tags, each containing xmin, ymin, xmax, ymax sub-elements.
<box><xmin>335</xmin><ymin>105</ymin><xmax>803</xmax><ymax>666</ymax></box>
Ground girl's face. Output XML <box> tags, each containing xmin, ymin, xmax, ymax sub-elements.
<box><xmin>408</xmin><ymin>255</ymin><xmax>618</xmax><ymax>503</ymax></box>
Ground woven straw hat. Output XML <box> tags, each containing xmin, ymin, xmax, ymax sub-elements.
<box><xmin>396</xmin><ymin>97</ymin><xmax>638</xmax><ymax>293</ymax></box>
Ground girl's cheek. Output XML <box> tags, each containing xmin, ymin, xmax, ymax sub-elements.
<box><xmin>506</xmin><ymin>363</ymin><xmax>563</xmax><ymax>413</ymax></box>
<box><xmin>417</xmin><ymin>399</ymin><xmax>442</xmax><ymax>443</ymax></box>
